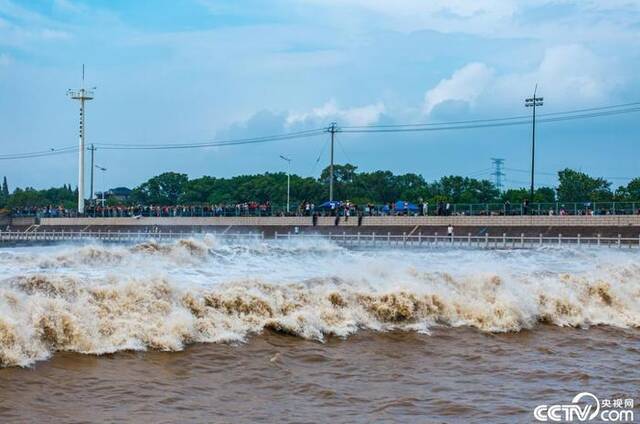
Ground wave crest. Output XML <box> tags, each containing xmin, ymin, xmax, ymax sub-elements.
<box><xmin>1</xmin><ymin>267</ymin><xmax>638</xmax><ymax>367</ymax></box>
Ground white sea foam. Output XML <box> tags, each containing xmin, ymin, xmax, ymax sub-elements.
<box><xmin>0</xmin><ymin>237</ymin><xmax>638</xmax><ymax>367</ymax></box>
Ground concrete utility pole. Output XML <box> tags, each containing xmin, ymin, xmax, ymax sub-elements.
<box><xmin>67</xmin><ymin>65</ymin><xmax>95</xmax><ymax>215</ymax></box>
<box><xmin>328</xmin><ymin>122</ymin><xmax>337</xmax><ymax>201</ymax></box>
<box><xmin>279</xmin><ymin>155</ymin><xmax>292</xmax><ymax>213</ymax></box>
<box><xmin>525</xmin><ymin>86</ymin><xmax>543</xmax><ymax>199</ymax></box>
<box><xmin>491</xmin><ymin>158</ymin><xmax>505</xmax><ymax>192</ymax></box>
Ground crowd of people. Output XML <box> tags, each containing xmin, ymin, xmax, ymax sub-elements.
<box><xmin>9</xmin><ymin>200</ymin><xmax>640</xmax><ymax>218</ymax></box>
<box><xmin>11</xmin><ymin>202</ymin><xmax>275</xmax><ymax>218</ymax></box>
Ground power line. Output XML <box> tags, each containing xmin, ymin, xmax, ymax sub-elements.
<box><xmin>94</xmin><ymin>128</ymin><xmax>325</xmax><ymax>150</ymax></box>
<box><xmin>1</xmin><ymin>101</ymin><xmax>638</xmax><ymax>160</ymax></box>
<box><xmin>0</xmin><ymin>130</ymin><xmax>325</xmax><ymax>160</ymax></box>
<box><xmin>309</xmin><ymin>137</ymin><xmax>329</xmax><ymax>176</ymax></box>
<box><xmin>505</xmin><ymin>167</ymin><xmax>636</xmax><ymax>181</ymax></box>
<box><xmin>339</xmin><ymin>106</ymin><xmax>640</xmax><ymax>133</ymax></box>
<box><xmin>336</xmin><ymin>137</ymin><xmax>353</xmax><ymax>164</ymax></box>
<box><xmin>340</xmin><ymin>101</ymin><xmax>640</xmax><ymax>130</ymax></box>
<box><xmin>0</xmin><ymin>146</ymin><xmax>78</xmax><ymax>160</ymax></box>
<box><xmin>465</xmin><ymin>168</ymin><xmax>493</xmax><ymax>177</ymax></box>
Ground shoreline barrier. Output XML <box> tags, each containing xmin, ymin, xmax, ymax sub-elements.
<box><xmin>0</xmin><ymin>230</ymin><xmax>639</xmax><ymax>249</ymax></box>
<box><xmin>33</xmin><ymin>215</ymin><xmax>640</xmax><ymax>227</ymax></box>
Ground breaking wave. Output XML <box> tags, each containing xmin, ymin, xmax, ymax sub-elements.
<box><xmin>0</xmin><ymin>237</ymin><xmax>639</xmax><ymax>367</ymax></box>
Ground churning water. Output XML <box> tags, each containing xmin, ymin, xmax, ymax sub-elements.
<box><xmin>0</xmin><ymin>237</ymin><xmax>638</xmax><ymax>422</ymax></box>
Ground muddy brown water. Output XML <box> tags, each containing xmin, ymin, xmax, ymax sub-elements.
<box><xmin>1</xmin><ymin>326</ymin><xmax>638</xmax><ymax>424</ymax></box>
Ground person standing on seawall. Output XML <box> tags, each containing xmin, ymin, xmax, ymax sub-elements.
<box><xmin>447</xmin><ymin>224</ymin><xmax>454</xmax><ymax>242</ymax></box>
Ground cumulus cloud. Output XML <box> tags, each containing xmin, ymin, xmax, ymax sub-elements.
<box><xmin>422</xmin><ymin>44</ymin><xmax>620</xmax><ymax>116</ymax></box>
<box><xmin>423</xmin><ymin>63</ymin><xmax>493</xmax><ymax>115</ymax></box>
<box><xmin>286</xmin><ymin>100</ymin><xmax>385</xmax><ymax>127</ymax></box>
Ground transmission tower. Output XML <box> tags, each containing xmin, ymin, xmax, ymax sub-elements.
<box><xmin>67</xmin><ymin>65</ymin><xmax>95</xmax><ymax>214</ymax></box>
<box><xmin>491</xmin><ymin>158</ymin><xmax>505</xmax><ymax>192</ymax></box>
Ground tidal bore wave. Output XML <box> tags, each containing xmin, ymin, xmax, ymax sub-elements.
<box><xmin>0</xmin><ymin>237</ymin><xmax>638</xmax><ymax>367</ymax></box>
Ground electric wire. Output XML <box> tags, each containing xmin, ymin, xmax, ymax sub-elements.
<box><xmin>0</xmin><ymin>101</ymin><xmax>638</xmax><ymax>160</ymax></box>
<box><xmin>339</xmin><ymin>106</ymin><xmax>640</xmax><ymax>133</ymax></box>
<box><xmin>340</xmin><ymin>101</ymin><xmax>640</xmax><ymax>129</ymax></box>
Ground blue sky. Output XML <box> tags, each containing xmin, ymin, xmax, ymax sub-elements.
<box><xmin>0</xmin><ymin>0</ymin><xmax>639</xmax><ymax>192</ymax></box>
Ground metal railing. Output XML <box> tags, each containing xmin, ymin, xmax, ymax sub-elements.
<box><xmin>437</xmin><ymin>201</ymin><xmax>639</xmax><ymax>216</ymax></box>
<box><xmin>1</xmin><ymin>229</ymin><xmax>638</xmax><ymax>249</ymax></box>
<box><xmin>0</xmin><ymin>230</ymin><xmax>264</xmax><ymax>244</ymax></box>
<box><xmin>10</xmin><ymin>201</ymin><xmax>639</xmax><ymax>218</ymax></box>
<box><xmin>274</xmin><ymin>232</ymin><xmax>640</xmax><ymax>249</ymax></box>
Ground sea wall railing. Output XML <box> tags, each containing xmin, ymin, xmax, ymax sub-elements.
<box><xmin>275</xmin><ymin>231</ymin><xmax>640</xmax><ymax>249</ymax></box>
<box><xmin>0</xmin><ymin>230</ymin><xmax>263</xmax><ymax>244</ymax></box>
<box><xmin>1</xmin><ymin>229</ymin><xmax>638</xmax><ymax>249</ymax></box>
<box><xmin>8</xmin><ymin>201</ymin><xmax>640</xmax><ymax>218</ymax></box>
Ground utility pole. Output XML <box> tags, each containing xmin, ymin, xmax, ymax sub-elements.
<box><xmin>67</xmin><ymin>65</ymin><xmax>95</xmax><ymax>215</ymax></box>
<box><xmin>525</xmin><ymin>86</ymin><xmax>543</xmax><ymax>199</ymax></box>
<box><xmin>279</xmin><ymin>155</ymin><xmax>292</xmax><ymax>213</ymax></box>
<box><xmin>89</xmin><ymin>144</ymin><xmax>96</xmax><ymax>202</ymax></box>
<box><xmin>491</xmin><ymin>158</ymin><xmax>505</xmax><ymax>192</ymax></box>
<box><xmin>328</xmin><ymin>122</ymin><xmax>337</xmax><ymax>201</ymax></box>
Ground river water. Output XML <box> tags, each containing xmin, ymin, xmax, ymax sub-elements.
<box><xmin>0</xmin><ymin>237</ymin><xmax>638</xmax><ymax>423</ymax></box>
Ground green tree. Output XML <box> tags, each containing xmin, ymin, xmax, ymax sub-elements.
<box><xmin>349</xmin><ymin>170</ymin><xmax>398</xmax><ymax>203</ymax></box>
<box><xmin>319</xmin><ymin>163</ymin><xmax>359</xmax><ymax>201</ymax></box>
<box><xmin>132</xmin><ymin>172</ymin><xmax>189</xmax><ymax>204</ymax></box>
<box><xmin>557</xmin><ymin>169</ymin><xmax>612</xmax><ymax>202</ymax></box>
<box><xmin>614</xmin><ymin>178</ymin><xmax>640</xmax><ymax>201</ymax></box>
<box><xmin>503</xmin><ymin>187</ymin><xmax>556</xmax><ymax>203</ymax></box>
<box><xmin>430</xmin><ymin>176</ymin><xmax>499</xmax><ymax>203</ymax></box>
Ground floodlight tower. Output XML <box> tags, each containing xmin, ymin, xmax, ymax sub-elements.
<box><xmin>525</xmin><ymin>85</ymin><xmax>543</xmax><ymax>199</ymax></box>
<box><xmin>67</xmin><ymin>65</ymin><xmax>95</xmax><ymax>215</ymax></box>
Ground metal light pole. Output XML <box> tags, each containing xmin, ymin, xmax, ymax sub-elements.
<box><xmin>280</xmin><ymin>155</ymin><xmax>292</xmax><ymax>213</ymax></box>
<box><xmin>525</xmin><ymin>86</ymin><xmax>543</xmax><ymax>199</ymax></box>
<box><xmin>328</xmin><ymin>122</ymin><xmax>337</xmax><ymax>201</ymax></box>
<box><xmin>95</xmin><ymin>165</ymin><xmax>107</xmax><ymax>207</ymax></box>
<box><xmin>67</xmin><ymin>65</ymin><xmax>95</xmax><ymax>215</ymax></box>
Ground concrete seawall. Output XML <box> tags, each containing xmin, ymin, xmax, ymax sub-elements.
<box><xmin>39</xmin><ymin>215</ymin><xmax>640</xmax><ymax>227</ymax></box>
<box><xmin>21</xmin><ymin>215</ymin><xmax>637</xmax><ymax>239</ymax></box>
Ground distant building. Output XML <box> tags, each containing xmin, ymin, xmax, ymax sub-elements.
<box><xmin>96</xmin><ymin>187</ymin><xmax>132</xmax><ymax>203</ymax></box>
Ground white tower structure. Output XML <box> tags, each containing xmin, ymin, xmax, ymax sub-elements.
<box><xmin>67</xmin><ymin>65</ymin><xmax>95</xmax><ymax>214</ymax></box>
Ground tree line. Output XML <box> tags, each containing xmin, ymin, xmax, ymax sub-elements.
<box><xmin>1</xmin><ymin>165</ymin><xmax>639</xmax><ymax>209</ymax></box>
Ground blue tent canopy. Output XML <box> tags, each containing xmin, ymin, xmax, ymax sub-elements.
<box><xmin>394</xmin><ymin>200</ymin><xmax>419</xmax><ymax>212</ymax></box>
<box><xmin>317</xmin><ymin>200</ymin><xmax>342</xmax><ymax>209</ymax></box>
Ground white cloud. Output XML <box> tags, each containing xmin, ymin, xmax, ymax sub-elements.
<box><xmin>299</xmin><ymin>0</ymin><xmax>640</xmax><ymax>43</ymax></box>
<box><xmin>286</xmin><ymin>100</ymin><xmax>385</xmax><ymax>127</ymax></box>
<box><xmin>492</xmin><ymin>44</ymin><xmax>619</xmax><ymax>106</ymax></box>
<box><xmin>423</xmin><ymin>62</ymin><xmax>493</xmax><ymax>115</ymax></box>
<box><xmin>422</xmin><ymin>45</ymin><xmax>620</xmax><ymax>116</ymax></box>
